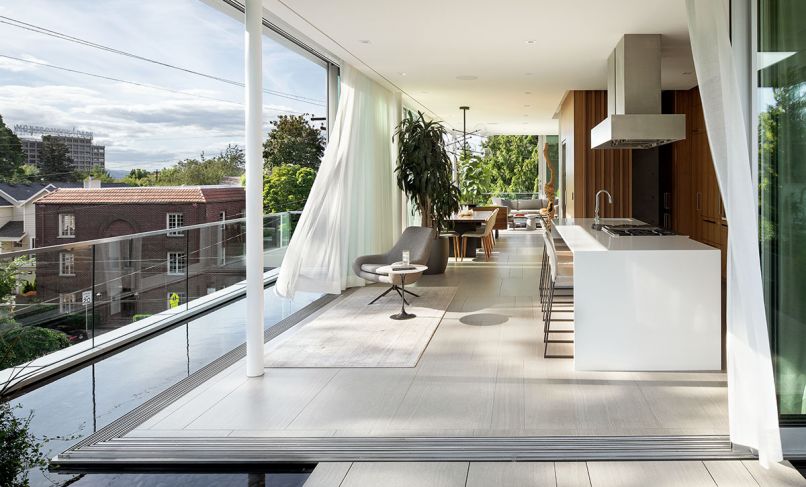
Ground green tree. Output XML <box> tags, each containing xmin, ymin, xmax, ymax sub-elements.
<box><xmin>149</xmin><ymin>145</ymin><xmax>244</xmax><ymax>186</ymax></box>
<box><xmin>481</xmin><ymin>135</ymin><xmax>540</xmax><ymax>195</ymax></box>
<box><xmin>0</xmin><ymin>326</ymin><xmax>70</xmax><ymax>370</ymax></box>
<box><xmin>78</xmin><ymin>165</ymin><xmax>114</xmax><ymax>183</ymax></box>
<box><xmin>39</xmin><ymin>136</ymin><xmax>79</xmax><ymax>182</ymax></box>
<box><xmin>122</xmin><ymin>168</ymin><xmax>152</xmax><ymax>186</ymax></box>
<box><xmin>262</xmin><ymin>164</ymin><xmax>316</xmax><ymax>212</ymax></box>
<box><xmin>459</xmin><ymin>153</ymin><xmax>492</xmax><ymax>205</ymax></box>
<box><xmin>6</xmin><ymin>165</ymin><xmax>40</xmax><ymax>185</ymax></box>
<box><xmin>262</xmin><ymin>114</ymin><xmax>325</xmax><ymax>171</ymax></box>
<box><xmin>0</xmin><ymin>115</ymin><xmax>25</xmax><ymax>182</ymax></box>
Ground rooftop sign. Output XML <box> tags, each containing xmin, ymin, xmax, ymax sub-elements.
<box><xmin>13</xmin><ymin>124</ymin><xmax>93</xmax><ymax>139</ymax></box>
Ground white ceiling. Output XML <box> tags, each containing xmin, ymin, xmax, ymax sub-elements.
<box><xmin>263</xmin><ymin>0</ymin><xmax>696</xmax><ymax>135</ymax></box>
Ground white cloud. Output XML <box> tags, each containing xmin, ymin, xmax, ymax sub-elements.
<box><xmin>0</xmin><ymin>0</ymin><xmax>327</xmax><ymax>171</ymax></box>
<box><xmin>0</xmin><ymin>54</ymin><xmax>49</xmax><ymax>72</ymax></box>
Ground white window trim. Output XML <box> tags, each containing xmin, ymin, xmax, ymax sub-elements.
<box><xmin>59</xmin><ymin>252</ymin><xmax>75</xmax><ymax>276</ymax></box>
<box><xmin>166</xmin><ymin>213</ymin><xmax>184</xmax><ymax>237</ymax></box>
<box><xmin>166</xmin><ymin>251</ymin><xmax>186</xmax><ymax>276</ymax></box>
<box><xmin>58</xmin><ymin>213</ymin><xmax>76</xmax><ymax>238</ymax></box>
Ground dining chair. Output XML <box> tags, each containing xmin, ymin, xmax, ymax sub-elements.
<box><xmin>440</xmin><ymin>229</ymin><xmax>462</xmax><ymax>262</ymax></box>
<box><xmin>461</xmin><ymin>208</ymin><xmax>498</xmax><ymax>261</ymax></box>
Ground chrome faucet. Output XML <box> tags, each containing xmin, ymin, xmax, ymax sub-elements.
<box><xmin>593</xmin><ymin>189</ymin><xmax>613</xmax><ymax>230</ymax></box>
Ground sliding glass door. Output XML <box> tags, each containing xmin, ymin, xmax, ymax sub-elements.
<box><xmin>758</xmin><ymin>0</ymin><xmax>806</xmax><ymax>419</ymax></box>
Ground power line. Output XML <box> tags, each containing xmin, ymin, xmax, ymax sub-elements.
<box><xmin>0</xmin><ymin>54</ymin><xmax>308</xmax><ymax>115</ymax></box>
<box><xmin>0</xmin><ymin>15</ymin><xmax>326</xmax><ymax>107</ymax></box>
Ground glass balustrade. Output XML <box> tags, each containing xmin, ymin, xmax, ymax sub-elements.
<box><xmin>0</xmin><ymin>213</ymin><xmax>291</xmax><ymax>382</ymax></box>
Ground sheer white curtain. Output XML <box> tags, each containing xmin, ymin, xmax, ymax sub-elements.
<box><xmin>276</xmin><ymin>64</ymin><xmax>402</xmax><ymax>298</ymax></box>
<box><xmin>686</xmin><ymin>0</ymin><xmax>783</xmax><ymax>466</ymax></box>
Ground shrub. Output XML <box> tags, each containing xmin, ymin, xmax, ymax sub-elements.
<box><xmin>0</xmin><ymin>325</ymin><xmax>70</xmax><ymax>370</ymax></box>
<box><xmin>0</xmin><ymin>403</ymin><xmax>48</xmax><ymax>487</ymax></box>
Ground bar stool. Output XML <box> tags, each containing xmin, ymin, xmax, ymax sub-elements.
<box><xmin>542</xmin><ymin>229</ymin><xmax>574</xmax><ymax>359</ymax></box>
<box><xmin>538</xmin><ymin>218</ymin><xmax>572</xmax><ymax>308</ymax></box>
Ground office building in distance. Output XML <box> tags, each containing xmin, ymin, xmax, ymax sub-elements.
<box><xmin>14</xmin><ymin>124</ymin><xmax>105</xmax><ymax>173</ymax></box>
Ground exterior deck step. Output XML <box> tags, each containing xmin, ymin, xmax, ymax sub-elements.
<box><xmin>52</xmin><ymin>434</ymin><xmax>754</xmax><ymax>471</ymax></box>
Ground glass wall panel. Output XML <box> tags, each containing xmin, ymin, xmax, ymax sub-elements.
<box><xmin>758</xmin><ymin>0</ymin><xmax>806</xmax><ymax>417</ymax></box>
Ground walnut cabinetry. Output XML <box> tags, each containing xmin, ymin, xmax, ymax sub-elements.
<box><xmin>668</xmin><ymin>87</ymin><xmax>728</xmax><ymax>278</ymax></box>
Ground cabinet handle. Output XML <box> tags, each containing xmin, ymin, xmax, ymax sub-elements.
<box><xmin>696</xmin><ymin>192</ymin><xmax>701</xmax><ymax>211</ymax></box>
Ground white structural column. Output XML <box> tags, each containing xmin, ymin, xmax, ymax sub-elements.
<box><xmin>244</xmin><ymin>0</ymin><xmax>264</xmax><ymax>377</ymax></box>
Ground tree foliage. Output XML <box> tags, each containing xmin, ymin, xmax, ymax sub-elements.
<box><xmin>457</xmin><ymin>135</ymin><xmax>546</xmax><ymax>203</ymax></box>
<box><xmin>78</xmin><ymin>165</ymin><xmax>114</xmax><ymax>183</ymax></box>
<box><xmin>0</xmin><ymin>325</ymin><xmax>70</xmax><ymax>370</ymax></box>
<box><xmin>482</xmin><ymin>135</ymin><xmax>540</xmax><ymax>195</ymax></box>
<box><xmin>759</xmin><ymin>85</ymin><xmax>806</xmax><ymax>243</ymax></box>
<box><xmin>262</xmin><ymin>164</ymin><xmax>316</xmax><ymax>213</ymax></box>
<box><xmin>0</xmin><ymin>115</ymin><xmax>25</xmax><ymax>182</ymax></box>
<box><xmin>459</xmin><ymin>153</ymin><xmax>492</xmax><ymax>205</ymax></box>
<box><xmin>0</xmin><ymin>403</ymin><xmax>49</xmax><ymax>487</ymax></box>
<box><xmin>39</xmin><ymin>136</ymin><xmax>79</xmax><ymax>182</ymax></box>
<box><xmin>262</xmin><ymin>114</ymin><xmax>325</xmax><ymax>171</ymax></box>
<box><xmin>127</xmin><ymin>145</ymin><xmax>244</xmax><ymax>186</ymax></box>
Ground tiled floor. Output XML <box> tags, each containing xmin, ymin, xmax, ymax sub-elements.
<box><xmin>303</xmin><ymin>460</ymin><xmax>806</xmax><ymax>487</ymax></box>
<box><xmin>133</xmin><ymin>229</ymin><xmax>728</xmax><ymax>439</ymax></box>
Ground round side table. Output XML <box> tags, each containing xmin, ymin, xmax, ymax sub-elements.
<box><xmin>375</xmin><ymin>264</ymin><xmax>428</xmax><ymax>320</ymax></box>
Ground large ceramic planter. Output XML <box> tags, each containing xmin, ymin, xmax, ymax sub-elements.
<box><xmin>424</xmin><ymin>236</ymin><xmax>450</xmax><ymax>274</ymax></box>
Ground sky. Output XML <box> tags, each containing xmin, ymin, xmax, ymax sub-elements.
<box><xmin>0</xmin><ymin>0</ymin><xmax>328</xmax><ymax>172</ymax></box>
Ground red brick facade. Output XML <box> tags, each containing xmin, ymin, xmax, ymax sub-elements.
<box><xmin>33</xmin><ymin>187</ymin><xmax>246</xmax><ymax>337</ymax></box>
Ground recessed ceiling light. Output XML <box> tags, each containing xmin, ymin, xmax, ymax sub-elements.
<box><xmin>525</xmin><ymin>40</ymin><xmax>537</xmax><ymax>45</ymax></box>
<box><xmin>456</xmin><ymin>75</ymin><xmax>478</xmax><ymax>81</ymax></box>
<box><xmin>524</xmin><ymin>72</ymin><xmax>533</xmax><ymax>76</ymax></box>
<box><xmin>524</xmin><ymin>104</ymin><xmax>531</xmax><ymax>107</ymax></box>
<box><xmin>524</xmin><ymin>91</ymin><xmax>532</xmax><ymax>95</ymax></box>
<box><xmin>399</xmin><ymin>72</ymin><xmax>407</xmax><ymax>76</ymax></box>
<box><xmin>358</xmin><ymin>39</ymin><xmax>371</xmax><ymax>44</ymax></box>
<box><xmin>523</xmin><ymin>114</ymin><xmax>529</xmax><ymax>117</ymax></box>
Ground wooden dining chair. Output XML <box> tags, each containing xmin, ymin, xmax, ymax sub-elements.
<box><xmin>461</xmin><ymin>208</ymin><xmax>498</xmax><ymax>261</ymax></box>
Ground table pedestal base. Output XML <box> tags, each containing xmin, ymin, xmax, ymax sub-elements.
<box><xmin>390</xmin><ymin>310</ymin><xmax>416</xmax><ymax>320</ymax></box>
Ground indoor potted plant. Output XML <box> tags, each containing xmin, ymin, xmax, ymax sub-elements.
<box><xmin>394</xmin><ymin>111</ymin><xmax>460</xmax><ymax>274</ymax></box>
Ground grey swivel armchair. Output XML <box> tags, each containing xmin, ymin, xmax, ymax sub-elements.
<box><xmin>353</xmin><ymin>226</ymin><xmax>435</xmax><ymax>305</ymax></box>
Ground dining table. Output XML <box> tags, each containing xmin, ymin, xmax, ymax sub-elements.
<box><xmin>447</xmin><ymin>210</ymin><xmax>494</xmax><ymax>257</ymax></box>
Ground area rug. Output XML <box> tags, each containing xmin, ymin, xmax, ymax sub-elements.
<box><xmin>264</xmin><ymin>286</ymin><xmax>457</xmax><ymax>368</ymax></box>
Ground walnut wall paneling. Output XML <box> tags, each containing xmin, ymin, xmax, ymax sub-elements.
<box><xmin>558</xmin><ymin>92</ymin><xmax>576</xmax><ymax>218</ymax></box>
<box><xmin>558</xmin><ymin>91</ymin><xmax>633</xmax><ymax>219</ymax></box>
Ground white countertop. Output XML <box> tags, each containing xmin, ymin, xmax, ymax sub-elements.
<box><xmin>554</xmin><ymin>218</ymin><xmax>717</xmax><ymax>252</ymax></box>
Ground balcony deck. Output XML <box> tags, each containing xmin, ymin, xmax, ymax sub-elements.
<box><xmin>55</xmin><ymin>229</ymin><xmax>745</xmax><ymax>468</ymax></box>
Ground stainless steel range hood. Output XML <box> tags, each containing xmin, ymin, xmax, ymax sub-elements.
<box><xmin>591</xmin><ymin>34</ymin><xmax>685</xmax><ymax>150</ymax></box>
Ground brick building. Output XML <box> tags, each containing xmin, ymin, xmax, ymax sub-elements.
<box><xmin>34</xmin><ymin>186</ymin><xmax>246</xmax><ymax>333</ymax></box>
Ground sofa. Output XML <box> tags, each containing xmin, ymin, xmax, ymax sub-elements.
<box><xmin>491</xmin><ymin>197</ymin><xmax>559</xmax><ymax>227</ymax></box>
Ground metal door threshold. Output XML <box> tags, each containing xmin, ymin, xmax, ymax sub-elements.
<box><xmin>53</xmin><ymin>435</ymin><xmax>754</xmax><ymax>471</ymax></box>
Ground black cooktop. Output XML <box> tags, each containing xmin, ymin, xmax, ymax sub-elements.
<box><xmin>601</xmin><ymin>224</ymin><xmax>676</xmax><ymax>237</ymax></box>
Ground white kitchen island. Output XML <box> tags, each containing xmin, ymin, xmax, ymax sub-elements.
<box><xmin>554</xmin><ymin>218</ymin><xmax>721</xmax><ymax>371</ymax></box>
